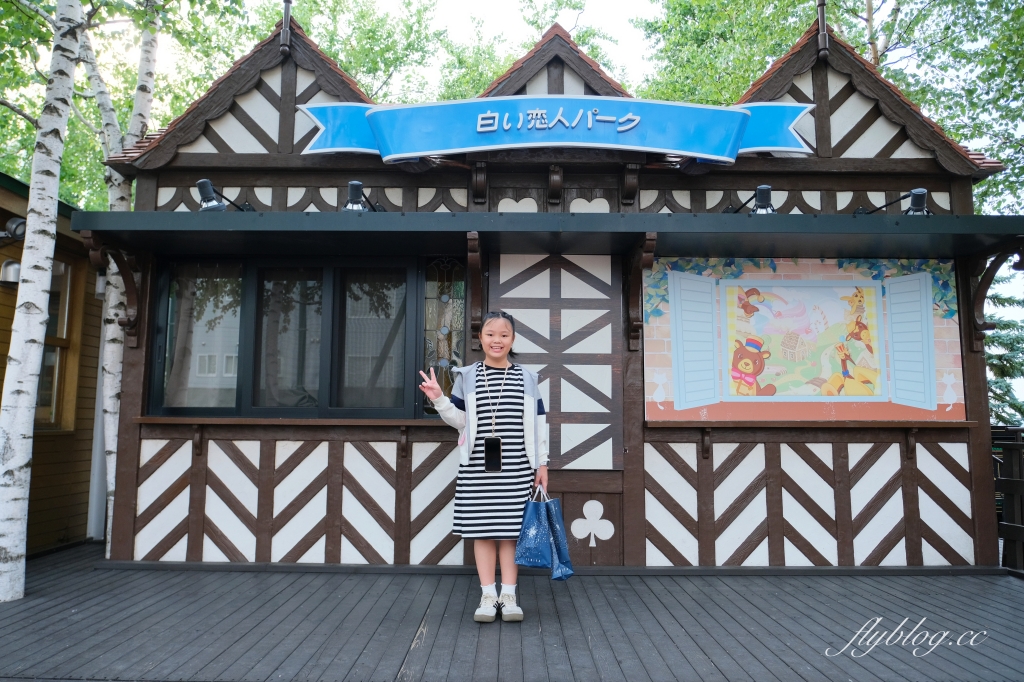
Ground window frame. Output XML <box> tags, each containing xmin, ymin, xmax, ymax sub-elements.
<box><xmin>148</xmin><ymin>256</ymin><xmax>429</xmax><ymax>419</ymax></box>
<box><xmin>34</xmin><ymin>251</ymin><xmax>86</xmax><ymax>431</ymax></box>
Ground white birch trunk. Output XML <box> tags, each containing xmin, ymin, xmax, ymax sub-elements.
<box><xmin>80</xmin><ymin>20</ymin><xmax>157</xmax><ymax>553</ymax></box>
<box><xmin>0</xmin><ymin>0</ymin><xmax>82</xmax><ymax>602</ymax></box>
<box><xmin>101</xmin><ymin>267</ymin><xmax>125</xmax><ymax>559</ymax></box>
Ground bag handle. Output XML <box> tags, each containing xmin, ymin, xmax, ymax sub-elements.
<box><xmin>532</xmin><ymin>485</ymin><xmax>550</xmax><ymax>502</ymax></box>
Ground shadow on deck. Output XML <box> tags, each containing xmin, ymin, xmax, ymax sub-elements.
<box><xmin>1</xmin><ymin>544</ymin><xmax>1023</xmax><ymax>682</ymax></box>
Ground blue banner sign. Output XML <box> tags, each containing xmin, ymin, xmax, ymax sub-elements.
<box><xmin>298</xmin><ymin>96</ymin><xmax>813</xmax><ymax>163</ymax></box>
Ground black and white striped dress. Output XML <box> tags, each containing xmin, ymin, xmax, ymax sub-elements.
<box><xmin>452</xmin><ymin>363</ymin><xmax>534</xmax><ymax>539</ymax></box>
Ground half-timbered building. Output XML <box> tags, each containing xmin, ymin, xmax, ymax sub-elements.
<box><xmin>76</xmin><ymin>18</ymin><xmax>1022</xmax><ymax>569</ymax></box>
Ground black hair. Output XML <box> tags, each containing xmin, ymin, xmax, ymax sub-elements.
<box><xmin>480</xmin><ymin>311</ymin><xmax>517</xmax><ymax>359</ymax></box>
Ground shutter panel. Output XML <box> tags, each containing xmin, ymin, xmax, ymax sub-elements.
<box><xmin>668</xmin><ymin>272</ymin><xmax>719</xmax><ymax>410</ymax></box>
<box><xmin>886</xmin><ymin>272</ymin><xmax>936</xmax><ymax>410</ymax></box>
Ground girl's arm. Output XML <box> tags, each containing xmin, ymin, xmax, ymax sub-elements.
<box><xmin>419</xmin><ymin>368</ymin><xmax>466</xmax><ymax>431</ymax></box>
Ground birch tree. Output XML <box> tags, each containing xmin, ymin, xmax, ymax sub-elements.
<box><xmin>0</xmin><ymin>0</ymin><xmax>83</xmax><ymax>603</ymax></box>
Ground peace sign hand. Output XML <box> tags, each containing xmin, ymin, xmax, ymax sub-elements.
<box><xmin>418</xmin><ymin>367</ymin><xmax>443</xmax><ymax>401</ymax></box>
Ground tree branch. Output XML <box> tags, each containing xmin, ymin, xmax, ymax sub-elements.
<box><xmin>12</xmin><ymin>0</ymin><xmax>57</xmax><ymax>30</ymax></box>
<box><xmin>78</xmin><ymin>30</ymin><xmax>125</xmax><ymax>156</ymax></box>
<box><xmin>0</xmin><ymin>96</ymin><xmax>40</xmax><ymax>129</ymax></box>
<box><xmin>70</xmin><ymin>96</ymin><xmax>103</xmax><ymax>144</ymax></box>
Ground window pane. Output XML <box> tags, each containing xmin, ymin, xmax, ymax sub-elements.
<box><xmin>338</xmin><ymin>269</ymin><xmax>407</xmax><ymax>408</ymax></box>
<box><xmin>46</xmin><ymin>260</ymin><xmax>71</xmax><ymax>339</ymax></box>
<box><xmin>35</xmin><ymin>345</ymin><xmax>60</xmax><ymax>423</ymax></box>
<box><xmin>257</xmin><ymin>268</ymin><xmax>322</xmax><ymax>407</ymax></box>
<box><xmin>422</xmin><ymin>258</ymin><xmax>465</xmax><ymax>414</ymax></box>
<box><xmin>163</xmin><ymin>262</ymin><xmax>242</xmax><ymax>408</ymax></box>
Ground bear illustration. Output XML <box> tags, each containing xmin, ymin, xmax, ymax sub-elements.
<box><xmin>730</xmin><ymin>336</ymin><xmax>777</xmax><ymax>397</ymax></box>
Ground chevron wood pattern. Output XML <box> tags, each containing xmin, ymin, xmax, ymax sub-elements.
<box><xmin>133</xmin><ymin>439</ymin><xmax>192</xmax><ymax>561</ymax></box>
<box><xmin>917</xmin><ymin>442</ymin><xmax>975</xmax><ymax>565</ymax></box>
<box><xmin>779</xmin><ymin>443</ymin><xmax>837</xmax><ymax>566</ymax></box>
<box><xmin>713</xmin><ymin>443</ymin><xmax>769</xmax><ymax>566</ymax></box>
<box><xmin>848</xmin><ymin>443</ymin><xmax>907</xmax><ymax>565</ymax></box>
<box><xmin>643</xmin><ymin>443</ymin><xmax>698</xmax><ymax>566</ymax></box>
<box><xmin>340</xmin><ymin>441</ymin><xmax>397</xmax><ymax>564</ymax></box>
<box><xmin>409</xmin><ymin>442</ymin><xmax>462</xmax><ymax>565</ymax></box>
<box><xmin>270</xmin><ymin>440</ymin><xmax>329</xmax><ymax>563</ymax></box>
<box><xmin>644</xmin><ymin>436</ymin><xmax>975</xmax><ymax>567</ymax></box>
<box><xmin>202</xmin><ymin>440</ymin><xmax>260</xmax><ymax>562</ymax></box>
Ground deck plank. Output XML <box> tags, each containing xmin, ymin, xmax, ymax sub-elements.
<box><xmin>2</xmin><ymin>545</ymin><xmax>1023</xmax><ymax>682</ymax></box>
<box><xmin>418</xmin><ymin>575</ymin><xmax>472</xmax><ymax>682</ymax></box>
<box><xmin>395</xmin><ymin>574</ymin><xmax>459</xmax><ymax>682</ymax></box>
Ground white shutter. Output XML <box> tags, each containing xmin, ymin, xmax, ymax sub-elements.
<box><xmin>886</xmin><ymin>272</ymin><xmax>936</xmax><ymax>410</ymax></box>
<box><xmin>668</xmin><ymin>272</ymin><xmax>719</xmax><ymax>410</ymax></box>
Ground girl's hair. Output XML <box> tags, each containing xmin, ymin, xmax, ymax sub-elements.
<box><xmin>480</xmin><ymin>311</ymin><xmax>517</xmax><ymax>359</ymax></box>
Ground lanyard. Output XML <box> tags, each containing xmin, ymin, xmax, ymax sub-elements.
<box><xmin>483</xmin><ymin>362</ymin><xmax>510</xmax><ymax>435</ymax></box>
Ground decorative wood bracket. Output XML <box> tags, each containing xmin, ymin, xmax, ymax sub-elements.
<box><xmin>471</xmin><ymin>162</ymin><xmax>487</xmax><ymax>205</ymax></box>
<box><xmin>906</xmin><ymin>428</ymin><xmax>917</xmax><ymax>460</ymax></box>
<box><xmin>627</xmin><ymin>232</ymin><xmax>657</xmax><ymax>351</ymax></box>
<box><xmin>620</xmin><ymin>163</ymin><xmax>640</xmax><ymax>205</ymax></box>
<box><xmin>81</xmin><ymin>229</ymin><xmax>141</xmax><ymax>348</ymax></box>
<box><xmin>468</xmin><ymin>231</ymin><xmax>483</xmax><ymax>351</ymax></box>
<box><xmin>547</xmin><ymin>165</ymin><xmax>563</xmax><ymax>205</ymax></box>
<box><xmin>968</xmin><ymin>240</ymin><xmax>1024</xmax><ymax>352</ymax></box>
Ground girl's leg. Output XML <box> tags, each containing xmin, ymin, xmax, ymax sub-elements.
<box><xmin>497</xmin><ymin>540</ymin><xmax>518</xmax><ymax>585</ymax></box>
<box><xmin>474</xmin><ymin>539</ymin><xmax>497</xmax><ymax>586</ymax></box>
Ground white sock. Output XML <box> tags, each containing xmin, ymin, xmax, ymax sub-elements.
<box><xmin>500</xmin><ymin>583</ymin><xmax>516</xmax><ymax>597</ymax></box>
<box><xmin>481</xmin><ymin>583</ymin><xmax>497</xmax><ymax>598</ymax></box>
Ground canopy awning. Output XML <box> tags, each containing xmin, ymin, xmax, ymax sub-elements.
<box><xmin>71</xmin><ymin>211</ymin><xmax>1024</xmax><ymax>259</ymax></box>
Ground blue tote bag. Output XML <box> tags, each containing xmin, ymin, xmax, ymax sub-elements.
<box><xmin>515</xmin><ymin>486</ymin><xmax>553</xmax><ymax>568</ymax></box>
<box><xmin>545</xmin><ymin>495</ymin><xmax>574</xmax><ymax>580</ymax></box>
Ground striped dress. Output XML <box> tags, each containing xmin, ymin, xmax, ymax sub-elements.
<box><xmin>452</xmin><ymin>363</ymin><xmax>534</xmax><ymax>539</ymax></box>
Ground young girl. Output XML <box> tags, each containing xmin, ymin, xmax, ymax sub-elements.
<box><xmin>418</xmin><ymin>311</ymin><xmax>548</xmax><ymax>622</ymax></box>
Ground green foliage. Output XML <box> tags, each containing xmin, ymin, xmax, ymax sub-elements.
<box><xmin>836</xmin><ymin>259</ymin><xmax>957</xmax><ymax>317</ymax></box>
<box><xmin>437</xmin><ymin>20</ymin><xmax>515</xmax><ymax>101</ymax></box>
<box><xmin>519</xmin><ymin>0</ymin><xmax>619</xmax><ymax>78</ymax></box>
<box><xmin>986</xmin><ymin>273</ymin><xmax>1024</xmax><ymax>425</ymax></box>
<box><xmin>634</xmin><ymin>0</ymin><xmax>814</xmax><ymax>104</ymax></box>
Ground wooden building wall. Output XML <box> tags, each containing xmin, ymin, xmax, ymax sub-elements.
<box><xmin>0</xmin><ymin>185</ymin><xmax>102</xmax><ymax>555</ymax></box>
<box><xmin>105</xmin><ymin>22</ymin><xmax>999</xmax><ymax>567</ymax></box>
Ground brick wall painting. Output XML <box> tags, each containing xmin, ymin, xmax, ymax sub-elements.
<box><xmin>643</xmin><ymin>258</ymin><xmax>964</xmax><ymax>422</ymax></box>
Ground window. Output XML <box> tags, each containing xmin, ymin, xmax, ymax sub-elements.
<box><xmin>149</xmin><ymin>257</ymin><xmax>460</xmax><ymax>418</ymax></box>
<box><xmin>337</xmin><ymin>268</ymin><xmax>407</xmax><ymax>408</ymax></box>
<box><xmin>36</xmin><ymin>259</ymin><xmax>72</xmax><ymax>425</ymax></box>
<box><xmin>256</xmin><ymin>268</ymin><xmax>322</xmax><ymax>408</ymax></box>
<box><xmin>158</xmin><ymin>262</ymin><xmax>242</xmax><ymax>409</ymax></box>
<box><xmin>422</xmin><ymin>257</ymin><xmax>466</xmax><ymax>414</ymax></box>
<box><xmin>196</xmin><ymin>354</ymin><xmax>218</xmax><ymax>377</ymax></box>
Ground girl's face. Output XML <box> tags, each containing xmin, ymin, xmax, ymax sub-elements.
<box><xmin>480</xmin><ymin>318</ymin><xmax>515</xmax><ymax>364</ymax></box>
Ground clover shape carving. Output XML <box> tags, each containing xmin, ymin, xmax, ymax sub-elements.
<box><xmin>570</xmin><ymin>500</ymin><xmax>615</xmax><ymax>547</ymax></box>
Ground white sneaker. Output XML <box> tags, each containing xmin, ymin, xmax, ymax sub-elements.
<box><xmin>498</xmin><ymin>592</ymin><xmax>523</xmax><ymax>621</ymax></box>
<box><xmin>474</xmin><ymin>593</ymin><xmax>498</xmax><ymax>622</ymax></box>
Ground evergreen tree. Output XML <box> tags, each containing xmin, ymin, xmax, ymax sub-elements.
<box><xmin>986</xmin><ymin>272</ymin><xmax>1024</xmax><ymax>425</ymax></box>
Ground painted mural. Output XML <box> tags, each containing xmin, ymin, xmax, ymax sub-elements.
<box><xmin>643</xmin><ymin>258</ymin><xmax>965</xmax><ymax>421</ymax></box>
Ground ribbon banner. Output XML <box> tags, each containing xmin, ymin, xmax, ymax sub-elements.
<box><xmin>298</xmin><ymin>96</ymin><xmax>814</xmax><ymax>163</ymax></box>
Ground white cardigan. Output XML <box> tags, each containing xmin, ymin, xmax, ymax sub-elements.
<box><xmin>430</xmin><ymin>362</ymin><xmax>549</xmax><ymax>469</ymax></box>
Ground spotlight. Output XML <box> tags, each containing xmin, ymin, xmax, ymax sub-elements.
<box><xmin>343</xmin><ymin>181</ymin><xmax>368</xmax><ymax>212</ymax></box>
<box><xmin>1</xmin><ymin>217</ymin><xmax>26</xmax><ymax>240</ymax></box>
<box><xmin>0</xmin><ymin>259</ymin><xmax>20</xmax><ymax>287</ymax></box>
<box><xmin>195</xmin><ymin>180</ymin><xmax>255</xmax><ymax>212</ymax></box>
<box><xmin>904</xmin><ymin>188</ymin><xmax>930</xmax><ymax>215</ymax></box>
<box><xmin>751</xmin><ymin>185</ymin><xmax>777</xmax><ymax>214</ymax></box>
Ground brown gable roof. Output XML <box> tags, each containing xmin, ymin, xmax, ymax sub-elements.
<box><xmin>107</xmin><ymin>18</ymin><xmax>371</xmax><ymax>172</ymax></box>
<box><xmin>479</xmin><ymin>23</ymin><xmax>631</xmax><ymax>98</ymax></box>
<box><xmin>738</xmin><ymin>20</ymin><xmax>1003</xmax><ymax>179</ymax></box>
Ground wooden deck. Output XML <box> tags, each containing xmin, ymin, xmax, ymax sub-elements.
<box><xmin>2</xmin><ymin>545</ymin><xmax>1023</xmax><ymax>682</ymax></box>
